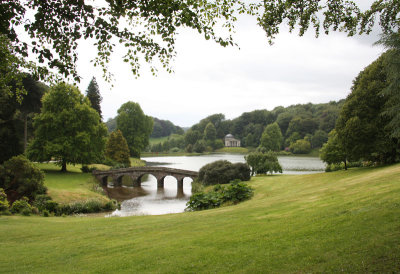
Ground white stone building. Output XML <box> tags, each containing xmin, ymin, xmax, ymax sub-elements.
<box><xmin>224</xmin><ymin>134</ymin><xmax>241</xmax><ymax>147</ymax></box>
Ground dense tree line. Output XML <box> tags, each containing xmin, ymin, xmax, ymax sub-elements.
<box><xmin>0</xmin><ymin>74</ymin><xmax>48</xmax><ymax>164</ymax></box>
<box><xmin>151</xmin><ymin>118</ymin><xmax>184</xmax><ymax>138</ymax></box>
<box><xmin>321</xmin><ymin>50</ymin><xmax>400</xmax><ymax>169</ymax></box>
<box><xmin>150</xmin><ymin>101</ymin><xmax>343</xmax><ymax>153</ymax></box>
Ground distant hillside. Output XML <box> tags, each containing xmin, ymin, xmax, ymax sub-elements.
<box><xmin>188</xmin><ymin>100</ymin><xmax>345</xmax><ymax>148</ymax></box>
<box><xmin>151</xmin><ymin>117</ymin><xmax>184</xmax><ymax>138</ymax></box>
<box><xmin>105</xmin><ymin>116</ymin><xmax>184</xmax><ymax>138</ymax></box>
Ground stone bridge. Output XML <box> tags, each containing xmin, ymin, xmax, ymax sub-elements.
<box><xmin>92</xmin><ymin>167</ymin><xmax>198</xmax><ymax>188</ymax></box>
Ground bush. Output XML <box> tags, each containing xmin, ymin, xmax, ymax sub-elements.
<box><xmin>169</xmin><ymin>147</ymin><xmax>180</xmax><ymax>153</ymax></box>
<box><xmin>191</xmin><ymin>180</ymin><xmax>205</xmax><ymax>194</ymax></box>
<box><xmin>0</xmin><ymin>188</ymin><xmax>9</xmax><ymax>214</ymax></box>
<box><xmin>186</xmin><ymin>180</ymin><xmax>253</xmax><ymax>211</ymax></box>
<box><xmin>80</xmin><ymin>165</ymin><xmax>98</xmax><ymax>173</ymax></box>
<box><xmin>34</xmin><ymin>194</ymin><xmax>59</xmax><ymax>213</ymax></box>
<box><xmin>185</xmin><ymin>144</ymin><xmax>193</xmax><ymax>153</ymax></box>
<box><xmin>10</xmin><ymin>197</ymin><xmax>32</xmax><ymax>215</ymax></box>
<box><xmin>198</xmin><ymin>160</ymin><xmax>250</xmax><ymax>186</ymax></box>
<box><xmin>193</xmin><ymin>140</ymin><xmax>207</xmax><ymax>153</ymax></box>
<box><xmin>290</xmin><ymin>139</ymin><xmax>312</xmax><ymax>154</ymax></box>
<box><xmin>33</xmin><ymin>194</ymin><xmax>51</xmax><ymax>211</ymax></box>
<box><xmin>110</xmin><ymin>163</ymin><xmax>130</xmax><ymax>170</ymax></box>
<box><xmin>0</xmin><ymin>155</ymin><xmax>46</xmax><ymax>203</ymax></box>
<box><xmin>56</xmin><ymin>199</ymin><xmax>119</xmax><ymax>215</ymax></box>
<box><xmin>221</xmin><ymin>179</ymin><xmax>254</xmax><ymax>203</ymax></box>
<box><xmin>232</xmin><ymin>163</ymin><xmax>251</xmax><ymax>181</ymax></box>
<box><xmin>245</xmin><ymin>152</ymin><xmax>282</xmax><ymax>175</ymax></box>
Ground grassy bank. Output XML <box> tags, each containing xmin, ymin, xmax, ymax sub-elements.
<box><xmin>1</xmin><ymin>164</ymin><xmax>399</xmax><ymax>272</ymax></box>
<box><xmin>141</xmin><ymin>152</ymin><xmax>204</xmax><ymax>157</ymax></box>
<box><xmin>37</xmin><ymin>158</ymin><xmax>145</xmax><ymax>205</ymax></box>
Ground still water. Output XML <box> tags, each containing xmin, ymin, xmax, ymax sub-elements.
<box><xmin>106</xmin><ymin>154</ymin><xmax>325</xmax><ymax>217</ymax></box>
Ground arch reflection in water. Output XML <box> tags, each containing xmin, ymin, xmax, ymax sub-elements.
<box><xmin>106</xmin><ymin>174</ymin><xmax>192</xmax><ymax>217</ymax></box>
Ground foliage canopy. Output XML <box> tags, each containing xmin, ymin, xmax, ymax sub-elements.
<box><xmin>105</xmin><ymin>130</ymin><xmax>131</xmax><ymax>167</ymax></box>
<box><xmin>3</xmin><ymin>0</ymin><xmax>400</xmax><ymax>82</ymax></box>
<box><xmin>0</xmin><ymin>155</ymin><xmax>45</xmax><ymax>203</ymax></box>
<box><xmin>116</xmin><ymin>101</ymin><xmax>153</xmax><ymax>158</ymax></box>
<box><xmin>27</xmin><ymin>83</ymin><xmax>107</xmax><ymax>171</ymax></box>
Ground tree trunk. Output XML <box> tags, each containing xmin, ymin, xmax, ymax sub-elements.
<box><xmin>24</xmin><ymin>114</ymin><xmax>28</xmax><ymax>151</ymax></box>
<box><xmin>61</xmin><ymin>160</ymin><xmax>67</xmax><ymax>172</ymax></box>
<box><xmin>344</xmin><ymin>159</ymin><xmax>347</xmax><ymax>170</ymax></box>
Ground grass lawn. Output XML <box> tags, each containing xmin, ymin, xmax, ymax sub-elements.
<box><xmin>37</xmin><ymin>159</ymin><xmax>144</xmax><ymax>204</ymax></box>
<box><xmin>215</xmin><ymin>147</ymin><xmax>250</xmax><ymax>154</ymax></box>
<box><xmin>149</xmin><ymin>136</ymin><xmax>170</xmax><ymax>145</ymax></box>
<box><xmin>1</xmin><ymin>164</ymin><xmax>399</xmax><ymax>272</ymax></box>
<box><xmin>36</xmin><ymin>163</ymin><xmax>108</xmax><ymax>204</ymax></box>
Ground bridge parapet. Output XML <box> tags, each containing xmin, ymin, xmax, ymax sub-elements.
<box><xmin>92</xmin><ymin>166</ymin><xmax>198</xmax><ymax>188</ymax></box>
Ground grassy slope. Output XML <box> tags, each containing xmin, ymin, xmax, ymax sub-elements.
<box><xmin>1</xmin><ymin>164</ymin><xmax>400</xmax><ymax>272</ymax></box>
<box><xmin>37</xmin><ymin>163</ymin><xmax>108</xmax><ymax>204</ymax></box>
<box><xmin>39</xmin><ymin>159</ymin><xmax>145</xmax><ymax>204</ymax></box>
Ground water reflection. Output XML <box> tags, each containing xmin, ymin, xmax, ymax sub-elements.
<box><xmin>106</xmin><ymin>175</ymin><xmax>192</xmax><ymax>217</ymax></box>
<box><xmin>106</xmin><ymin>154</ymin><xmax>325</xmax><ymax>217</ymax></box>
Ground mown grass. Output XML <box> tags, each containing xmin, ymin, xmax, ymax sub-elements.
<box><xmin>37</xmin><ymin>159</ymin><xmax>144</xmax><ymax>204</ymax></box>
<box><xmin>36</xmin><ymin>163</ymin><xmax>108</xmax><ymax>204</ymax></box>
<box><xmin>215</xmin><ymin>147</ymin><xmax>250</xmax><ymax>154</ymax></box>
<box><xmin>149</xmin><ymin>136</ymin><xmax>169</xmax><ymax>145</ymax></box>
<box><xmin>1</xmin><ymin>164</ymin><xmax>399</xmax><ymax>272</ymax></box>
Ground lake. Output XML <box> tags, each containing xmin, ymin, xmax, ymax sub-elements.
<box><xmin>106</xmin><ymin>154</ymin><xmax>325</xmax><ymax>217</ymax></box>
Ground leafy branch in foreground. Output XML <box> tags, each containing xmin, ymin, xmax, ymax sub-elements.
<box><xmin>3</xmin><ymin>1</ymin><xmax>400</xmax><ymax>83</ymax></box>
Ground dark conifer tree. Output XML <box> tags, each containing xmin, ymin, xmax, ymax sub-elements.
<box><xmin>86</xmin><ymin>77</ymin><xmax>102</xmax><ymax>119</ymax></box>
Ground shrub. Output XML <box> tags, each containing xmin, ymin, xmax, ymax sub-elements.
<box><xmin>10</xmin><ymin>197</ymin><xmax>32</xmax><ymax>215</ymax></box>
<box><xmin>198</xmin><ymin>160</ymin><xmax>251</xmax><ymax>186</ymax></box>
<box><xmin>110</xmin><ymin>163</ymin><xmax>130</xmax><ymax>170</ymax></box>
<box><xmin>0</xmin><ymin>155</ymin><xmax>46</xmax><ymax>203</ymax></box>
<box><xmin>56</xmin><ymin>199</ymin><xmax>119</xmax><ymax>215</ymax></box>
<box><xmin>290</xmin><ymin>139</ymin><xmax>312</xmax><ymax>154</ymax></box>
<box><xmin>185</xmin><ymin>144</ymin><xmax>193</xmax><ymax>153</ymax></box>
<box><xmin>221</xmin><ymin>179</ymin><xmax>254</xmax><ymax>203</ymax></box>
<box><xmin>186</xmin><ymin>192</ymin><xmax>223</xmax><ymax>211</ymax></box>
<box><xmin>0</xmin><ymin>188</ymin><xmax>9</xmax><ymax>214</ymax></box>
<box><xmin>245</xmin><ymin>151</ymin><xmax>282</xmax><ymax>175</ymax></box>
<box><xmin>193</xmin><ymin>140</ymin><xmax>207</xmax><ymax>153</ymax></box>
<box><xmin>105</xmin><ymin>130</ymin><xmax>131</xmax><ymax>167</ymax></box>
<box><xmin>186</xmin><ymin>180</ymin><xmax>253</xmax><ymax>211</ymax></box>
<box><xmin>232</xmin><ymin>163</ymin><xmax>251</xmax><ymax>181</ymax></box>
<box><xmin>169</xmin><ymin>147</ymin><xmax>180</xmax><ymax>153</ymax></box>
<box><xmin>34</xmin><ymin>194</ymin><xmax>59</xmax><ymax>213</ymax></box>
<box><xmin>191</xmin><ymin>180</ymin><xmax>205</xmax><ymax>194</ymax></box>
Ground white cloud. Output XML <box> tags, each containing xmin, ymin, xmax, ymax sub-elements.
<box><xmin>76</xmin><ymin>9</ymin><xmax>385</xmax><ymax>127</ymax></box>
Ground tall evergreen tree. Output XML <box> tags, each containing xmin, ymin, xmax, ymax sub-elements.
<box><xmin>86</xmin><ymin>77</ymin><xmax>102</xmax><ymax>119</ymax></box>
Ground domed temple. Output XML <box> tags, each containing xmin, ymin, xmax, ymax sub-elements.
<box><xmin>224</xmin><ymin>134</ymin><xmax>241</xmax><ymax>147</ymax></box>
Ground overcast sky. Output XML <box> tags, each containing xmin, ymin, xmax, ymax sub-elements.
<box><xmin>75</xmin><ymin>6</ymin><xmax>384</xmax><ymax>128</ymax></box>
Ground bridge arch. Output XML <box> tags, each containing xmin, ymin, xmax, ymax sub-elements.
<box><xmin>93</xmin><ymin>167</ymin><xmax>198</xmax><ymax>189</ymax></box>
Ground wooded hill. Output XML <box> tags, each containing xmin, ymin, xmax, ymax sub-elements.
<box><xmin>149</xmin><ymin>100</ymin><xmax>344</xmax><ymax>153</ymax></box>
